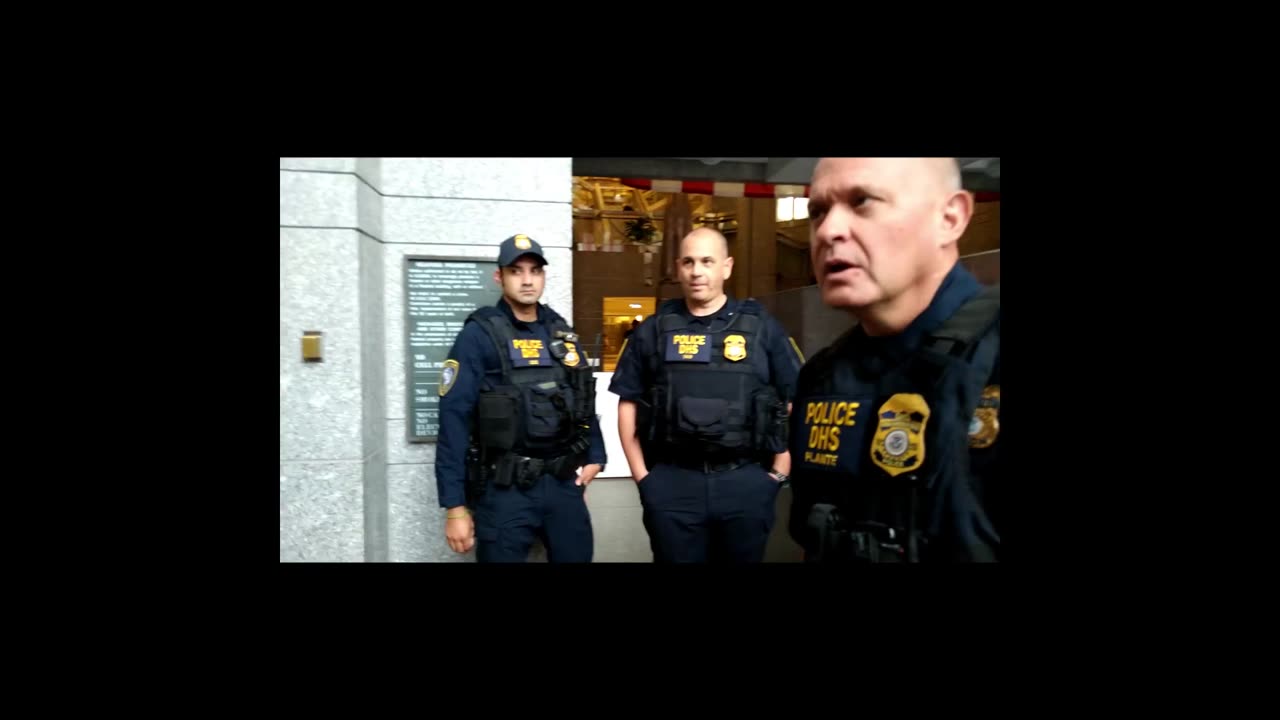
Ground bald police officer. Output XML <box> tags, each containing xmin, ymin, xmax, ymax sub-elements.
<box><xmin>611</xmin><ymin>227</ymin><xmax>805</xmax><ymax>563</ymax></box>
<box><xmin>435</xmin><ymin>234</ymin><xmax>606</xmax><ymax>562</ymax></box>
<box><xmin>789</xmin><ymin>157</ymin><xmax>1001</xmax><ymax>563</ymax></box>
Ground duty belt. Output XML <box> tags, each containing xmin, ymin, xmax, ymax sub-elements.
<box><xmin>661</xmin><ymin>454</ymin><xmax>757</xmax><ymax>474</ymax></box>
<box><xmin>493</xmin><ymin>451</ymin><xmax>579</xmax><ymax>489</ymax></box>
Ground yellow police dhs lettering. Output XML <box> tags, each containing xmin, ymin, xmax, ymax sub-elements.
<box><xmin>803</xmin><ymin>401</ymin><xmax>860</xmax><ymax>427</ymax></box>
<box><xmin>807</xmin><ymin>425</ymin><xmax>841</xmax><ymax>451</ymax></box>
<box><xmin>803</xmin><ymin>400</ymin><xmax>859</xmax><ymax>467</ymax></box>
<box><xmin>671</xmin><ymin>334</ymin><xmax>706</xmax><ymax>359</ymax></box>
<box><xmin>512</xmin><ymin>338</ymin><xmax>544</xmax><ymax>359</ymax></box>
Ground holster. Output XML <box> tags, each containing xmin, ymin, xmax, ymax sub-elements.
<box><xmin>806</xmin><ymin>504</ymin><xmax>844</xmax><ymax>563</ymax></box>
<box><xmin>806</xmin><ymin>504</ymin><xmax>911</xmax><ymax>563</ymax></box>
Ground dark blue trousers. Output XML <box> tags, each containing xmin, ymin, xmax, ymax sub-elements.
<box><xmin>637</xmin><ymin>462</ymin><xmax>782</xmax><ymax>563</ymax></box>
<box><xmin>472</xmin><ymin>473</ymin><xmax>594</xmax><ymax>563</ymax></box>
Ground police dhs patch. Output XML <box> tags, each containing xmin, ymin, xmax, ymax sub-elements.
<box><xmin>439</xmin><ymin>359</ymin><xmax>460</xmax><ymax>396</ymax></box>
<box><xmin>870</xmin><ymin>393</ymin><xmax>930</xmax><ymax>477</ymax></box>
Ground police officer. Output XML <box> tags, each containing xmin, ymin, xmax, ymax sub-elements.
<box><xmin>435</xmin><ymin>234</ymin><xmax>606</xmax><ymax>563</ymax></box>
<box><xmin>789</xmin><ymin>157</ymin><xmax>1001</xmax><ymax>563</ymax></box>
<box><xmin>610</xmin><ymin>227</ymin><xmax>805</xmax><ymax>563</ymax></box>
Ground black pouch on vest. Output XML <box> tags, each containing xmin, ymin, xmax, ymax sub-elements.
<box><xmin>752</xmin><ymin>389</ymin><xmax>788</xmax><ymax>454</ymax></box>
<box><xmin>477</xmin><ymin>387</ymin><xmax>521</xmax><ymax>451</ymax></box>
<box><xmin>523</xmin><ymin>382</ymin><xmax>572</xmax><ymax>442</ymax></box>
<box><xmin>641</xmin><ymin>387</ymin><xmax>663</xmax><ymax>442</ymax></box>
<box><xmin>677</xmin><ymin>397</ymin><xmax>729</xmax><ymax>439</ymax></box>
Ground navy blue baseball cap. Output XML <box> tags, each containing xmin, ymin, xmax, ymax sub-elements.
<box><xmin>497</xmin><ymin>234</ymin><xmax>548</xmax><ymax>267</ymax></box>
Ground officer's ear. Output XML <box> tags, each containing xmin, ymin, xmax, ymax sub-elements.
<box><xmin>938</xmin><ymin>189</ymin><xmax>974</xmax><ymax>249</ymax></box>
<box><xmin>723</xmin><ymin>255</ymin><xmax>734</xmax><ymax>279</ymax></box>
<box><xmin>493</xmin><ymin>268</ymin><xmax>503</xmax><ymax>286</ymax></box>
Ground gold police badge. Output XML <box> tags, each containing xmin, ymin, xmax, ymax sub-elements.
<box><xmin>723</xmin><ymin>334</ymin><xmax>746</xmax><ymax>362</ymax></box>
<box><xmin>514</xmin><ymin>234</ymin><xmax>532</xmax><ymax>250</ymax></box>
<box><xmin>562</xmin><ymin>342</ymin><xmax>581</xmax><ymax>368</ymax></box>
<box><xmin>968</xmin><ymin>385</ymin><xmax>1000</xmax><ymax>448</ymax></box>
<box><xmin>870</xmin><ymin>393</ymin><xmax>931</xmax><ymax>477</ymax></box>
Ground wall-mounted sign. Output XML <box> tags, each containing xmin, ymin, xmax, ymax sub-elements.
<box><xmin>404</xmin><ymin>258</ymin><xmax>500</xmax><ymax>442</ymax></box>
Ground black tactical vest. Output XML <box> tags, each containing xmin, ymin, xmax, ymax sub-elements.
<box><xmin>468</xmin><ymin>307</ymin><xmax>596</xmax><ymax>460</ymax></box>
<box><xmin>641</xmin><ymin>299</ymin><xmax>787</xmax><ymax>459</ymax></box>
<box><xmin>792</xmin><ymin>285</ymin><xmax>1000</xmax><ymax>562</ymax></box>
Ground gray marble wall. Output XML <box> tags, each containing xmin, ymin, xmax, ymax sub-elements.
<box><xmin>281</xmin><ymin>158</ymin><xmax>573</xmax><ymax>562</ymax></box>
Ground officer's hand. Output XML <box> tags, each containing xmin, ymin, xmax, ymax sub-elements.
<box><xmin>445</xmin><ymin>512</ymin><xmax>475</xmax><ymax>554</ymax></box>
<box><xmin>575</xmin><ymin>464</ymin><xmax>603</xmax><ymax>487</ymax></box>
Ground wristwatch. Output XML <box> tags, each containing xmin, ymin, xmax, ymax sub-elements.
<box><xmin>769</xmin><ymin>468</ymin><xmax>789</xmax><ymax>485</ymax></box>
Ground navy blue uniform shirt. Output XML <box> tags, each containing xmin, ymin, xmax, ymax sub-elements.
<box><xmin>435</xmin><ymin>300</ymin><xmax>607</xmax><ymax>509</ymax></box>
<box><xmin>608</xmin><ymin>295</ymin><xmax>805</xmax><ymax>404</ymax></box>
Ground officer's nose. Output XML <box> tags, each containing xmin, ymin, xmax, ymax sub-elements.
<box><xmin>812</xmin><ymin>211</ymin><xmax>845</xmax><ymax>248</ymax></box>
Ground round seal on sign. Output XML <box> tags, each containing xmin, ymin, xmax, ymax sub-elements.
<box><xmin>884</xmin><ymin>429</ymin><xmax>909</xmax><ymax>456</ymax></box>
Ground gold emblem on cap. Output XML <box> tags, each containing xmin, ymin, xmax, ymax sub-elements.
<box><xmin>968</xmin><ymin>385</ymin><xmax>1000</xmax><ymax>448</ymax></box>
<box><xmin>514</xmin><ymin>234</ymin><xmax>532</xmax><ymax>250</ymax></box>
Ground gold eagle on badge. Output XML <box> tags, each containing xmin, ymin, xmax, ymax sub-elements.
<box><xmin>723</xmin><ymin>334</ymin><xmax>746</xmax><ymax>362</ymax></box>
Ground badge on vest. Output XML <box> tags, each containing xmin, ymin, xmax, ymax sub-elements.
<box><xmin>665</xmin><ymin>333</ymin><xmax>711</xmax><ymax>362</ymax></box>
<box><xmin>439</xmin><ymin>359</ymin><xmax>460</xmax><ymax>396</ymax></box>
<box><xmin>561</xmin><ymin>341</ymin><xmax>581</xmax><ymax>368</ymax></box>
<box><xmin>509</xmin><ymin>338</ymin><xmax>549</xmax><ymax>367</ymax></box>
<box><xmin>723</xmin><ymin>334</ymin><xmax>746</xmax><ymax>362</ymax></box>
<box><xmin>870</xmin><ymin>394</ymin><xmax>930</xmax><ymax>477</ymax></box>
<box><xmin>968</xmin><ymin>385</ymin><xmax>999</xmax><ymax>448</ymax></box>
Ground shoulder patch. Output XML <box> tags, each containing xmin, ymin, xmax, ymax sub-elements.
<box><xmin>788</xmin><ymin>336</ymin><xmax>805</xmax><ymax>363</ymax></box>
<box><xmin>439</xmin><ymin>359</ymin><xmax>460</xmax><ymax>396</ymax></box>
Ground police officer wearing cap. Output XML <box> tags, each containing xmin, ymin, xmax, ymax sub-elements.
<box><xmin>610</xmin><ymin>227</ymin><xmax>805</xmax><ymax>563</ymax></box>
<box><xmin>435</xmin><ymin>234</ymin><xmax>606</xmax><ymax>562</ymax></box>
<box><xmin>789</xmin><ymin>157</ymin><xmax>1001</xmax><ymax>563</ymax></box>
